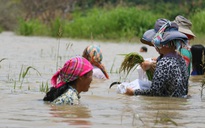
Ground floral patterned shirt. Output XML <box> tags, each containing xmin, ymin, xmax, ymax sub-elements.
<box><xmin>134</xmin><ymin>53</ymin><xmax>189</xmax><ymax>97</ymax></box>
<box><xmin>52</xmin><ymin>86</ymin><xmax>80</xmax><ymax>105</ymax></box>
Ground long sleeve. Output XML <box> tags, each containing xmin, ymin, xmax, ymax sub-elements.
<box><xmin>134</xmin><ymin>56</ymin><xmax>188</xmax><ymax>97</ymax></box>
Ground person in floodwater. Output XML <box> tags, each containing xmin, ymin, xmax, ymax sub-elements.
<box><xmin>174</xmin><ymin>15</ymin><xmax>196</xmax><ymax>75</ymax></box>
<box><xmin>82</xmin><ymin>44</ymin><xmax>109</xmax><ymax>79</ymax></box>
<box><xmin>190</xmin><ymin>44</ymin><xmax>205</xmax><ymax>75</ymax></box>
<box><xmin>140</xmin><ymin>46</ymin><xmax>148</xmax><ymax>52</ymax></box>
<box><xmin>125</xmin><ymin>19</ymin><xmax>189</xmax><ymax>97</ymax></box>
<box><xmin>43</xmin><ymin>56</ymin><xmax>93</xmax><ymax>105</ymax></box>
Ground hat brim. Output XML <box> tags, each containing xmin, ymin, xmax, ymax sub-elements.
<box><xmin>140</xmin><ymin>29</ymin><xmax>155</xmax><ymax>47</ymax></box>
<box><xmin>140</xmin><ymin>38</ymin><xmax>154</xmax><ymax>46</ymax></box>
<box><xmin>178</xmin><ymin>27</ymin><xmax>195</xmax><ymax>37</ymax></box>
<box><xmin>160</xmin><ymin>31</ymin><xmax>188</xmax><ymax>45</ymax></box>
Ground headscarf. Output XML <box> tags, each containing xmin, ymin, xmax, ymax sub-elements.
<box><xmin>82</xmin><ymin>45</ymin><xmax>109</xmax><ymax>79</ymax></box>
<box><xmin>51</xmin><ymin>56</ymin><xmax>93</xmax><ymax>88</ymax></box>
<box><xmin>151</xmin><ymin>20</ymin><xmax>188</xmax><ymax>49</ymax></box>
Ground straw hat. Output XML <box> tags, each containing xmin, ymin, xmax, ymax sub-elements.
<box><xmin>174</xmin><ymin>15</ymin><xmax>195</xmax><ymax>38</ymax></box>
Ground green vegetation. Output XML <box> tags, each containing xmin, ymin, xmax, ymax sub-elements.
<box><xmin>1</xmin><ymin>0</ymin><xmax>205</xmax><ymax>42</ymax></box>
<box><xmin>119</xmin><ymin>52</ymin><xmax>154</xmax><ymax>80</ymax></box>
<box><xmin>63</xmin><ymin>7</ymin><xmax>161</xmax><ymax>41</ymax></box>
<box><xmin>40</xmin><ymin>81</ymin><xmax>49</xmax><ymax>93</ymax></box>
<box><xmin>191</xmin><ymin>10</ymin><xmax>205</xmax><ymax>34</ymax></box>
<box><xmin>19</xmin><ymin>65</ymin><xmax>41</xmax><ymax>88</ymax></box>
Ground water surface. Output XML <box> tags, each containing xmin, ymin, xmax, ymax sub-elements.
<box><xmin>0</xmin><ymin>32</ymin><xmax>204</xmax><ymax>128</ymax></box>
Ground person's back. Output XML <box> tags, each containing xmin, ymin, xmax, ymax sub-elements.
<box><xmin>191</xmin><ymin>44</ymin><xmax>205</xmax><ymax>75</ymax></box>
<box><xmin>147</xmin><ymin>54</ymin><xmax>188</xmax><ymax>96</ymax></box>
<box><xmin>82</xmin><ymin>44</ymin><xmax>109</xmax><ymax>79</ymax></box>
<box><xmin>174</xmin><ymin>15</ymin><xmax>195</xmax><ymax>75</ymax></box>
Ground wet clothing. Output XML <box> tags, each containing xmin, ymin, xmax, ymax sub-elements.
<box><xmin>134</xmin><ymin>53</ymin><xmax>189</xmax><ymax>97</ymax></box>
<box><xmin>180</xmin><ymin>48</ymin><xmax>192</xmax><ymax>75</ymax></box>
<box><xmin>52</xmin><ymin>86</ymin><xmax>80</xmax><ymax>105</ymax></box>
<box><xmin>93</xmin><ymin>66</ymin><xmax>107</xmax><ymax>79</ymax></box>
<box><xmin>83</xmin><ymin>45</ymin><xmax>109</xmax><ymax>79</ymax></box>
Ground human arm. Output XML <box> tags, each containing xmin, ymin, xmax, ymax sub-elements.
<box><xmin>133</xmin><ymin>58</ymin><xmax>171</xmax><ymax>96</ymax></box>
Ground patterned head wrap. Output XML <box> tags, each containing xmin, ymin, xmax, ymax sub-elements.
<box><xmin>152</xmin><ymin>20</ymin><xmax>188</xmax><ymax>49</ymax></box>
<box><xmin>51</xmin><ymin>56</ymin><xmax>93</xmax><ymax>88</ymax></box>
<box><xmin>82</xmin><ymin>45</ymin><xmax>109</xmax><ymax>79</ymax></box>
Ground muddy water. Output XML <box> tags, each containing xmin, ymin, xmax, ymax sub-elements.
<box><xmin>0</xmin><ymin>32</ymin><xmax>205</xmax><ymax>128</ymax></box>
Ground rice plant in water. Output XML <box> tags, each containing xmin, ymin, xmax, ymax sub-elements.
<box><xmin>56</xmin><ymin>24</ymin><xmax>63</xmax><ymax>70</ymax></box>
<box><xmin>154</xmin><ymin>111</ymin><xmax>178</xmax><ymax>126</ymax></box>
<box><xmin>119</xmin><ymin>52</ymin><xmax>154</xmax><ymax>81</ymax></box>
<box><xmin>200</xmin><ymin>51</ymin><xmax>205</xmax><ymax>100</ymax></box>
<box><xmin>19</xmin><ymin>65</ymin><xmax>41</xmax><ymax>88</ymax></box>
<box><xmin>0</xmin><ymin>58</ymin><xmax>7</xmax><ymax>68</ymax></box>
<box><xmin>40</xmin><ymin>81</ymin><xmax>49</xmax><ymax>93</ymax></box>
<box><xmin>110</xmin><ymin>57</ymin><xmax>116</xmax><ymax>74</ymax></box>
<box><xmin>200</xmin><ymin>79</ymin><xmax>205</xmax><ymax>100</ymax></box>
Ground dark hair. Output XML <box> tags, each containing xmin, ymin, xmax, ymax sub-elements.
<box><xmin>191</xmin><ymin>44</ymin><xmax>205</xmax><ymax>75</ymax></box>
<box><xmin>43</xmin><ymin>80</ymin><xmax>77</xmax><ymax>102</ymax></box>
<box><xmin>141</xmin><ymin>46</ymin><xmax>148</xmax><ymax>52</ymax></box>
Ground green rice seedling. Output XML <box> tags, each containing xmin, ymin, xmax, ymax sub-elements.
<box><xmin>119</xmin><ymin>52</ymin><xmax>154</xmax><ymax>81</ymax></box>
<box><xmin>28</xmin><ymin>85</ymin><xmax>30</xmax><ymax>90</ymax></box>
<box><xmin>0</xmin><ymin>58</ymin><xmax>7</xmax><ymax>68</ymax></box>
<box><xmin>66</xmin><ymin>42</ymin><xmax>73</xmax><ymax>51</ymax></box>
<box><xmin>200</xmin><ymin>78</ymin><xmax>205</xmax><ymax>100</ymax></box>
<box><xmin>110</xmin><ymin>57</ymin><xmax>116</xmax><ymax>74</ymax></box>
<box><xmin>120</xmin><ymin>109</ymin><xmax>145</xmax><ymax>127</ymax></box>
<box><xmin>13</xmin><ymin>80</ymin><xmax>16</xmax><ymax>90</ymax></box>
<box><xmin>20</xmin><ymin>66</ymin><xmax>41</xmax><ymax>88</ymax></box>
<box><xmin>201</xmin><ymin>50</ymin><xmax>205</xmax><ymax>74</ymax></box>
<box><xmin>154</xmin><ymin>111</ymin><xmax>178</xmax><ymax>126</ymax></box>
<box><xmin>40</xmin><ymin>81</ymin><xmax>49</xmax><ymax>93</ymax></box>
<box><xmin>0</xmin><ymin>58</ymin><xmax>7</xmax><ymax>63</ymax></box>
<box><xmin>200</xmin><ymin>51</ymin><xmax>205</xmax><ymax>100</ymax></box>
<box><xmin>56</xmin><ymin>24</ymin><xmax>63</xmax><ymax>70</ymax></box>
<box><xmin>131</xmin><ymin>113</ymin><xmax>144</xmax><ymax>126</ymax></box>
<box><xmin>18</xmin><ymin>65</ymin><xmax>24</xmax><ymax>82</ymax></box>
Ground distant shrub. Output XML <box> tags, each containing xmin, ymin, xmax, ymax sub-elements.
<box><xmin>16</xmin><ymin>19</ymin><xmax>47</xmax><ymax>36</ymax></box>
<box><xmin>63</xmin><ymin>7</ymin><xmax>162</xmax><ymax>40</ymax></box>
<box><xmin>191</xmin><ymin>10</ymin><xmax>205</xmax><ymax>34</ymax></box>
<box><xmin>49</xmin><ymin>18</ymin><xmax>64</xmax><ymax>37</ymax></box>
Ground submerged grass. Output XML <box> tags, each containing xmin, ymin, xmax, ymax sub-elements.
<box><xmin>40</xmin><ymin>81</ymin><xmax>49</xmax><ymax>93</ymax></box>
<box><xmin>19</xmin><ymin>65</ymin><xmax>41</xmax><ymax>88</ymax></box>
<box><xmin>154</xmin><ymin>111</ymin><xmax>178</xmax><ymax>126</ymax></box>
<box><xmin>0</xmin><ymin>58</ymin><xmax>7</xmax><ymax>68</ymax></box>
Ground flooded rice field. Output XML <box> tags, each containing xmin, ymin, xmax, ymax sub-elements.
<box><xmin>0</xmin><ymin>32</ymin><xmax>205</xmax><ymax>128</ymax></box>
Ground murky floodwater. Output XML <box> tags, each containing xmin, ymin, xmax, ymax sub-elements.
<box><xmin>0</xmin><ymin>32</ymin><xmax>205</xmax><ymax>128</ymax></box>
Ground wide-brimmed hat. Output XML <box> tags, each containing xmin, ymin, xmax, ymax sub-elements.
<box><xmin>140</xmin><ymin>18</ymin><xmax>188</xmax><ymax>47</ymax></box>
<box><xmin>140</xmin><ymin>19</ymin><xmax>168</xmax><ymax>46</ymax></box>
<box><xmin>174</xmin><ymin>15</ymin><xmax>195</xmax><ymax>38</ymax></box>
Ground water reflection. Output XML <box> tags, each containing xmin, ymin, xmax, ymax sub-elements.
<box><xmin>49</xmin><ymin>105</ymin><xmax>92</xmax><ymax>127</ymax></box>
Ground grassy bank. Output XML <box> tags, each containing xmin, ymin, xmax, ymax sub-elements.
<box><xmin>15</xmin><ymin>7</ymin><xmax>205</xmax><ymax>44</ymax></box>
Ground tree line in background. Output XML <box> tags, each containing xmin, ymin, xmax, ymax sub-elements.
<box><xmin>0</xmin><ymin>0</ymin><xmax>204</xmax><ymax>41</ymax></box>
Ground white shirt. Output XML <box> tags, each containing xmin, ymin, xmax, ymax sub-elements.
<box><xmin>92</xmin><ymin>66</ymin><xmax>106</xmax><ymax>79</ymax></box>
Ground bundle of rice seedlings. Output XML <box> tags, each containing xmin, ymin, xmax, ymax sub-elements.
<box><xmin>119</xmin><ymin>52</ymin><xmax>155</xmax><ymax>81</ymax></box>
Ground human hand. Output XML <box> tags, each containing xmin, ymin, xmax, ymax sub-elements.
<box><xmin>125</xmin><ymin>88</ymin><xmax>134</xmax><ymax>96</ymax></box>
<box><xmin>140</xmin><ymin>60</ymin><xmax>152</xmax><ymax>71</ymax></box>
<box><xmin>151</xmin><ymin>57</ymin><xmax>157</xmax><ymax>61</ymax></box>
